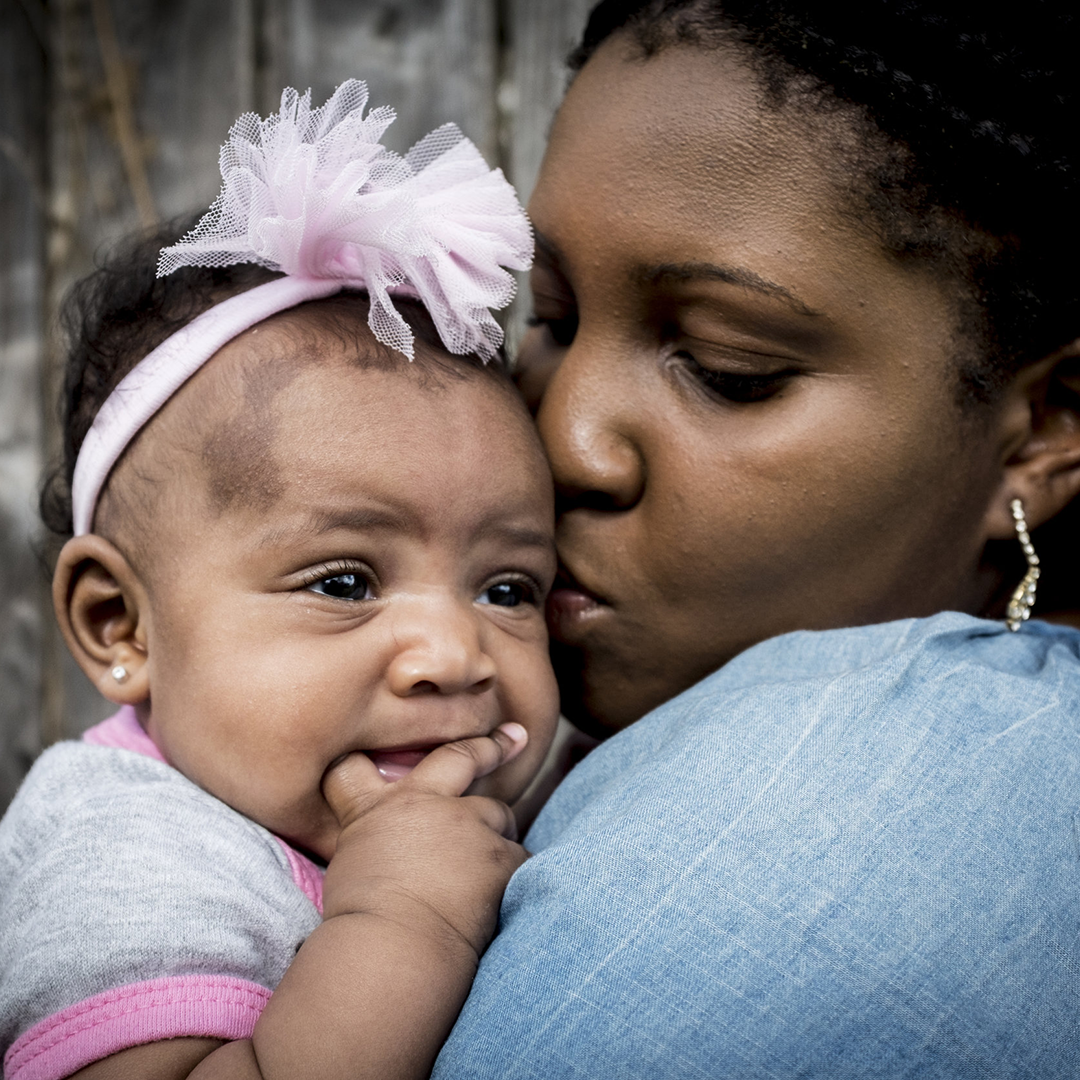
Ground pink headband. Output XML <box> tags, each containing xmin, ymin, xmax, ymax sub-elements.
<box><xmin>71</xmin><ymin>79</ymin><xmax>533</xmax><ymax>536</ymax></box>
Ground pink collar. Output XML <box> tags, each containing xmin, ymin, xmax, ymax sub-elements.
<box><xmin>82</xmin><ymin>705</ymin><xmax>167</xmax><ymax>763</ymax></box>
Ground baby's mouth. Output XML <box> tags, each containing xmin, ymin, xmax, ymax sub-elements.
<box><xmin>365</xmin><ymin>748</ymin><xmax>431</xmax><ymax>782</ymax></box>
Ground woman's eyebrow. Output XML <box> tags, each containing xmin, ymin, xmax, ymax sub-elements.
<box><xmin>645</xmin><ymin>262</ymin><xmax>822</xmax><ymax>317</ymax></box>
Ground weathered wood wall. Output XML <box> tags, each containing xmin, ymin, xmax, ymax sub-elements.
<box><xmin>0</xmin><ymin>0</ymin><xmax>594</xmax><ymax>811</ymax></box>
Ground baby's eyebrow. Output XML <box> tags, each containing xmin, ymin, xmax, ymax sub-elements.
<box><xmin>307</xmin><ymin>507</ymin><xmax>410</xmax><ymax>534</ymax></box>
<box><xmin>483</xmin><ymin>523</ymin><xmax>555</xmax><ymax>552</ymax></box>
<box><xmin>253</xmin><ymin>507</ymin><xmax>409</xmax><ymax>547</ymax></box>
<box><xmin>255</xmin><ymin>510</ymin><xmax>553</xmax><ymax>552</ymax></box>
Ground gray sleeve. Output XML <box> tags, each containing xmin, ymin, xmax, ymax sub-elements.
<box><xmin>0</xmin><ymin>743</ymin><xmax>323</xmax><ymax>1055</ymax></box>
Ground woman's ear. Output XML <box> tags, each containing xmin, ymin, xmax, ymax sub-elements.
<box><xmin>53</xmin><ymin>534</ymin><xmax>151</xmax><ymax>705</ymax></box>
<box><xmin>984</xmin><ymin>338</ymin><xmax>1080</xmax><ymax>539</ymax></box>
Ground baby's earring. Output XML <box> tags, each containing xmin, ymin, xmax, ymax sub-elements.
<box><xmin>1005</xmin><ymin>498</ymin><xmax>1040</xmax><ymax>632</ymax></box>
<box><xmin>110</xmin><ymin>664</ymin><xmax>130</xmax><ymax>684</ymax></box>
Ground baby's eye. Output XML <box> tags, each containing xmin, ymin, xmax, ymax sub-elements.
<box><xmin>477</xmin><ymin>581</ymin><xmax>535</xmax><ymax>608</ymax></box>
<box><xmin>307</xmin><ymin>572</ymin><xmax>373</xmax><ymax>601</ymax></box>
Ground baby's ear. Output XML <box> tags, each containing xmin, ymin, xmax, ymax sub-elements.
<box><xmin>53</xmin><ymin>534</ymin><xmax>151</xmax><ymax>705</ymax></box>
<box><xmin>983</xmin><ymin>338</ymin><xmax>1080</xmax><ymax>538</ymax></box>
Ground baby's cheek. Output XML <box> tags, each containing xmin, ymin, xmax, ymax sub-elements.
<box><xmin>246</xmin><ymin>782</ymin><xmax>341</xmax><ymax>862</ymax></box>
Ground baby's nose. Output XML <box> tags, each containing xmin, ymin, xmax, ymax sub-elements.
<box><xmin>385</xmin><ymin>598</ymin><xmax>497</xmax><ymax>697</ymax></box>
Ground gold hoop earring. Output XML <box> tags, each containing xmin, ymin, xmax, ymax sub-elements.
<box><xmin>1006</xmin><ymin>498</ymin><xmax>1040</xmax><ymax>632</ymax></box>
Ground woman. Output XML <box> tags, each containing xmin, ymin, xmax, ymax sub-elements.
<box><xmin>434</xmin><ymin>1</ymin><xmax>1080</xmax><ymax>1075</ymax></box>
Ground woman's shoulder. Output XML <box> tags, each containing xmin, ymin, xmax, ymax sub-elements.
<box><xmin>713</xmin><ymin>610</ymin><xmax>1080</xmax><ymax>692</ymax></box>
<box><xmin>651</xmin><ymin>611</ymin><xmax>1080</xmax><ymax>748</ymax></box>
<box><xmin>605</xmin><ymin>610</ymin><xmax>1080</xmax><ymax>754</ymax></box>
<box><xmin>491</xmin><ymin>615</ymin><xmax>1080</xmax><ymax>1077</ymax></box>
<box><xmin>529</xmin><ymin>612</ymin><xmax>1080</xmax><ymax>849</ymax></box>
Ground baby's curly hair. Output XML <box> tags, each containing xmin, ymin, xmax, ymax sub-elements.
<box><xmin>41</xmin><ymin>214</ymin><xmax>507</xmax><ymax>543</ymax></box>
<box><xmin>573</xmin><ymin>0</ymin><xmax>1078</xmax><ymax>406</ymax></box>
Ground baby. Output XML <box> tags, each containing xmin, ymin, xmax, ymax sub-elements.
<box><xmin>0</xmin><ymin>82</ymin><xmax>559</xmax><ymax>1080</ymax></box>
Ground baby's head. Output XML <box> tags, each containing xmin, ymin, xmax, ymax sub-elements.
<box><xmin>44</xmin><ymin>83</ymin><xmax>559</xmax><ymax>861</ymax></box>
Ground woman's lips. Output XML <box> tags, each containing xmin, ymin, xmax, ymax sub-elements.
<box><xmin>547</xmin><ymin>567</ymin><xmax>610</xmax><ymax>639</ymax></box>
<box><xmin>366</xmin><ymin>748</ymin><xmax>431</xmax><ymax>782</ymax></box>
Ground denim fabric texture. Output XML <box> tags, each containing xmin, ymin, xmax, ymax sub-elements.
<box><xmin>434</xmin><ymin>613</ymin><xmax>1080</xmax><ymax>1078</ymax></box>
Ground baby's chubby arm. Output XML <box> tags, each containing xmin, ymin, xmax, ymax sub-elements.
<box><xmin>229</xmin><ymin>723</ymin><xmax>530</xmax><ymax>1080</ymax></box>
<box><xmin>71</xmin><ymin>724</ymin><xmax>529</xmax><ymax>1080</ymax></box>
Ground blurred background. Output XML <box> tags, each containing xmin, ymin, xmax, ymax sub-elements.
<box><xmin>0</xmin><ymin>0</ymin><xmax>594</xmax><ymax>811</ymax></box>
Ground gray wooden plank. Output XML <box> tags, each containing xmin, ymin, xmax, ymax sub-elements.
<box><xmin>505</xmin><ymin>0</ymin><xmax>594</xmax><ymax>204</ymax></box>
<box><xmin>261</xmin><ymin>0</ymin><xmax>499</xmax><ymax>162</ymax></box>
<box><xmin>502</xmin><ymin>0</ymin><xmax>594</xmax><ymax>348</ymax></box>
<box><xmin>133</xmin><ymin>0</ymin><xmax>258</xmax><ymax>219</ymax></box>
<box><xmin>0</xmin><ymin>0</ymin><xmax>49</xmax><ymax>808</ymax></box>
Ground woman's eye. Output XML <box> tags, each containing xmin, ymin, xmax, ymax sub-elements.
<box><xmin>527</xmin><ymin>313</ymin><xmax>578</xmax><ymax>349</ymax></box>
<box><xmin>678</xmin><ymin>352</ymin><xmax>792</xmax><ymax>403</ymax></box>
<box><xmin>307</xmin><ymin>572</ymin><xmax>372</xmax><ymax>601</ymax></box>
<box><xmin>478</xmin><ymin>581</ymin><xmax>534</xmax><ymax>608</ymax></box>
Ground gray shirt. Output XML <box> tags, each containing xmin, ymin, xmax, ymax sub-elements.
<box><xmin>0</xmin><ymin>736</ymin><xmax>322</xmax><ymax>1080</ymax></box>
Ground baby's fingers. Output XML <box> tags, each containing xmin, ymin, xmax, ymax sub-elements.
<box><xmin>460</xmin><ymin>794</ymin><xmax>520</xmax><ymax>843</ymax></box>
<box><xmin>322</xmin><ymin>751</ymin><xmax>386</xmax><ymax>827</ymax></box>
<box><xmin>408</xmin><ymin>722</ymin><xmax>528</xmax><ymax>798</ymax></box>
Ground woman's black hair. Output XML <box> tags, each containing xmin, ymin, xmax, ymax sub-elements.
<box><xmin>572</xmin><ymin>0</ymin><xmax>1078</xmax><ymax>405</ymax></box>
<box><xmin>41</xmin><ymin>215</ymin><xmax>507</xmax><ymax>542</ymax></box>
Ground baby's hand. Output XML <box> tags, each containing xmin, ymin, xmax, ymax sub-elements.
<box><xmin>320</xmin><ymin>724</ymin><xmax>529</xmax><ymax>959</ymax></box>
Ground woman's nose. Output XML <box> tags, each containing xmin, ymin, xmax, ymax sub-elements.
<box><xmin>385</xmin><ymin>599</ymin><xmax>498</xmax><ymax>698</ymax></box>
<box><xmin>535</xmin><ymin>338</ymin><xmax>645</xmax><ymax>510</ymax></box>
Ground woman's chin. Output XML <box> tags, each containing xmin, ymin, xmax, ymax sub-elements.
<box><xmin>548</xmin><ymin>631</ymin><xmax>665</xmax><ymax>739</ymax></box>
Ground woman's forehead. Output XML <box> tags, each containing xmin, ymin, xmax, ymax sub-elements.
<box><xmin>530</xmin><ymin>44</ymin><xmax>886</xmax><ymax>304</ymax></box>
<box><xmin>539</xmin><ymin>34</ymin><xmax>840</xmax><ymax>217</ymax></box>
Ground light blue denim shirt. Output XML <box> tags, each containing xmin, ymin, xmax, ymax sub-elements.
<box><xmin>435</xmin><ymin>613</ymin><xmax>1080</xmax><ymax>1078</ymax></box>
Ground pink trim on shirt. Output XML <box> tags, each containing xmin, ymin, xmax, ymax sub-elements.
<box><xmin>274</xmin><ymin>837</ymin><xmax>325</xmax><ymax>915</ymax></box>
<box><xmin>81</xmin><ymin>705</ymin><xmax>166</xmax><ymax>763</ymax></box>
<box><xmin>3</xmin><ymin>975</ymin><xmax>270</xmax><ymax>1080</ymax></box>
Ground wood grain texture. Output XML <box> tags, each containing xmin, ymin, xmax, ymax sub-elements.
<box><xmin>260</xmin><ymin>0</ymin><xmax>498</xmax><ymax>160</ymax></box>
<box><xmin>39</xmin><ymin>0</ymin><xmax>262</xmax><ymax>752</ymax></box>
<box><xmin>501</xmin><ymin>0</ymin><xmax>593</xmax><ymax>347</ymax></box>
<box><xmin>504</xmin><ymin>0</ymin><xmax>593</xmax><ymax>204</ymax></box>
<box><xmin>0</xmin><ymin>0</ymin><xmax>49</xmax><ymax>808</ymax></box>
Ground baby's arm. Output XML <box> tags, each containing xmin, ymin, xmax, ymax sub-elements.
<box><xmin>72</xmin><ymin>724</ymin><xmax>528</xmax><ymax>1080</ymax></box>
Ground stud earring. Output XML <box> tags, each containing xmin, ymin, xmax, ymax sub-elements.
<box><xmin>110</xmin><ymin>665</ymin><xmax>129</xmax><ymax>684</ymax></box>
<box><xmin>1006</xmin><ymin>498</ymin><xmax>1040</xmax><ymax>632</ymax></box>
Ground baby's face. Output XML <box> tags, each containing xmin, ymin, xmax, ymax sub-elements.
<box><xmin>137</xmin><ymin>320</ymin><xmax>559</xmax><ymax>860</ymax></box>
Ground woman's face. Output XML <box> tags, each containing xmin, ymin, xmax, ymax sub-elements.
<box><xmin>524</xmin><ymin>35</ymin><xmax>1010</xmax><ymax>736</ymax></box>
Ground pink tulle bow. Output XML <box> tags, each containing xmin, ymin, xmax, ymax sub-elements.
<box><xmin>157</xmin><ymin>80</ymin><xmax>532</xmax><ymax>360</ymax></box>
